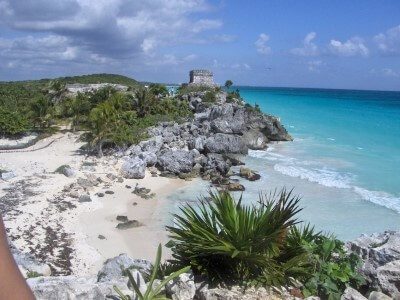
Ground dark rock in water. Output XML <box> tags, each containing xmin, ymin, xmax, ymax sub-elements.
<box><xmin>125</xmin><ymin>185</ymin><xmax>131</xmax><ymax>189</ymax></box>
<box><xmin>239</xmin><ymin>167</ymin><xmax>261</xmax><ymax>181</ymax></box>
<box><xmin>96</xmin><ymin>192</ymin><xmax>104</xmax><ymax>197</ymax></box>
<box><xmin>347</xmin><ymin>231</ymin><xmax>400</xmax><ymax>298</ymax></box>
<box><xmin>157</xmin><ymin>149</ymin><xmax>194</xmax><ymax>174</ymax></box>
<box><xmin>78</xmin><ymin>194</ymin><xmax>92</xmax><ymax>202</ymax></box>
<box><xmin>105</xmin><ymin>190</ymin><xmax>114</xmax><ymax>195</ymax></box>
<box><xmin>224</xmin><ymin>154</ymin><xmax>245</xmax><ymax>166</ymax></box>
<box><xmin>116</xmin><ymin>220</ymin><xmax>142</xmax><ymax>230</ymax></box>
<box><xmin>98</xmin><ymin>235</ymin><xmax>106</xmax><ymax>240</ymax></box>
<box><xmin>116</xmin><ymin>215</ymin><xmax>128</xmax><ymax>222</ymax></box>
<box><xmin>132</xmin><ymin>202</ymin><xmax>138</xmax><ymax>206</ymax></box>
<box><xmin>226</xmin><ymin>182</ymin><xmax>245</xmax><ymax>191</ymax></box>
<box><xmin>204</xmin><ymin>133</ymin><xmax>248</xmax><ymax>154</ymax></box>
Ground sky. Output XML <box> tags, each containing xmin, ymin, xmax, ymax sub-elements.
<box><xmin>0</xmin><ymin>0</ymin><xmax>399</xmax><ymax>91</ymax></box>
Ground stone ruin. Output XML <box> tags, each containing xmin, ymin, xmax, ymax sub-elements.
<box><xmin>189</xmin><ymin>69</ymin><xmax>215</xmax><ymax>87</ymax></box>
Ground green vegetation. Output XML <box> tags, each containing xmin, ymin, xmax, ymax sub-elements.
<box><xmin>166</xmin><ymin>189</ymin><xmax>364</xmax><ymax>299</ymax></box>
<box><xmin>114</xmin><ymin>243</ymin><xmax>190</xmax><ymax>300</ymax></box>
<box><xmin>0</xmin><ymin>107</ymin><xmax>30</xmax><ymax>136</ymax></box>
<box><xmin>0</xmin><ymin>75</ymin><xmax>191</xmax><ymax>153</ymax></box>
<box><xmin>0</xmin><ymin>74</ymin><xmax>140</xmax><ymax>137</ymax></box>
<box><xmin>224</xmin><ymin>80</ymin><xmax>233</xmax><ymax>90</ymax></box>
<box><xmin>26</xmin><ymin>271</ymin><xmax>43</xmax><ymax>279</ymax></box>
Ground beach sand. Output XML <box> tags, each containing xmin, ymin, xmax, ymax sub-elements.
<box><xmin>77</xmin><ymin>172</ymin><xmax>190</xmax><ymax>275</ymax></box>
<box><xmin>0</xmin><ymin>132</ymin><xmax>191</xmax><ymax>275</ymax></box>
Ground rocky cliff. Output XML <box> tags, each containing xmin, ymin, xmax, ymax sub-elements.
<box><xmin>121</xmin><ymin>91</ymin><xmax>292</xmax><ymax>188</ymax></box>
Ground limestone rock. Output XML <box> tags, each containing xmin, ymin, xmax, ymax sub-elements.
<box><xmin>242</xmin><ymin>130</ymin><xmax>268</xmax><ymax>150</ymax></box>
<box><xmin>341</xmin><ymin>287</ymin><xmax>367</xmax><ymax>300</ymax></box>
<box><xmin>121</xmin><ymin>157</ymin><xmax>146</xmax><ymax>179</ymax></box>
<box><xmin>204</xmin><ymin>133</ymin><xmax>248</xmax><ymax>154</ymax></box>
<box><xmin>28</xmin><ymin>276</ymin><xmax>105</xmax><ymax>300</ymax></box>
<box><xmin>97</xmin><ymin>254</ymin><xmax>150</xmax><ymax>283</ymax></box>
<box><xmin>376</xmin><ymin>260</ymin><xmax>400</xmax><ymax>298</ymax></box>
<box><xmin>157</xmin><ymin>150</ymin><xmax>194</xmax><ymax>174</ymax></box>
<box><xmin>368</xmin><ymin>291</ymin><xmax>392</xmax><ymax>300</ymax></box>
<box><xmin>166</xmin><ymin>272</ymin><xmax>196</xmax><ymax>300</ymax></box>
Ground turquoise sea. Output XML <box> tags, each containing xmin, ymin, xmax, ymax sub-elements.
<box><xmin>165</xmin><ymin>87</ymin><xmax>400</xmax><ymax>240</ymax></box>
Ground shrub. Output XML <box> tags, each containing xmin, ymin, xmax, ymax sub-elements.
<box><xmin>0</xmin><ymin>107</ymin><xmax>31</xmax><ymax>136</ymax></box>
<box><xmin>203</xmin><ymin>91</ymin><xmax>216</xmax><ymax>103</ymax></box>
<box><xmin>301</xmin><ymin>236</ymin><xmax>365</xmax><ymax>299</ymax></box>
<box><xmin>166</xmin><ymin>189</ymin><xmax>305</xmax><ymax>286</ymax></box>
<box><xmin>166</xmin><ymin>189</ymin><xmax>364</xmax><ymax>298</ymax></box>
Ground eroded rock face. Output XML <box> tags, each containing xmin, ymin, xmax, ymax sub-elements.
<box><xmin>28</xmin><ymin>276</ymin><xmax>106</xmax><ymax>300</ymax></box>
<box><xmin>121</xmin><ymin>157</ymin><xmax>146</xmax><ymax>179</ymax></box>
<box><xmin>157</xmin><ymin>149</ymin><xmax>194</xmax><ymax>174</ymax></box>
<box><xmin>347</xmin><ymin>231</ymin><xmax>400</xmax><ymax>298</ymax></box>
<box><xmin>204</xmin><ymin>133</ymin><xmax>248</xmax><ymax>154</ymax></box>
<box><xmin>166</xmin><ymin>272</ymin><xmax>196</xmax><ymax>300</ymax></box>
<box><xmin>341</xmin><ymin>287</ymin><xmax>367</xmax><ymax>300</ymax></box>
<box><xmin>97</xmin><ymin>253</ymin><xmax>151</xmax><ymax>283</ymax></box>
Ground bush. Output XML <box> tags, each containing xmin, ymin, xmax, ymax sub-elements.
<box><xmin>0</xmin><ymin>107</ymin><xmax>31</xmax><ymax>136</ymax></box>
<box><xmin>166</xmin><ymin>189</ymin><xmax>305</xmax><ymax>286</ymax></box>
<box><xmin>203</xmin><ymin>91</ymin><xmax>216</xmax><ymax>103</ymax></box>
<box><xmin>166</xmin><ymin>189</ymin><xmax>364</xmax><ymax>298</ymax></box>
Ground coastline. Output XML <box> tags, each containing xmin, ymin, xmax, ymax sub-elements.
<box><xmin>0</xmin><ymin>131</ymin><xmax>194</xmax><ymax>276</ymax></box>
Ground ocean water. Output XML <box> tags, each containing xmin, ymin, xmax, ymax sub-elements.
<box><xmin>165</xmin><ymin>87</ymin><xmax>400</xmax><ymax>240</ymax></box>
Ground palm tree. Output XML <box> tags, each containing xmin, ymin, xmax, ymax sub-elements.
<box><xmin>30</xmin><ymin>95</ymin><xmax>53</xmax><ymax>128</ymax></box>
<box><xmin>133</xmin><ymin>89</ymin><xmax>154</xmax><ymax>118</ymax></box>
<box><xmin>224</xmin><ymin>80</ymin><xmax>233</xmax><ymax>90</ymax></box>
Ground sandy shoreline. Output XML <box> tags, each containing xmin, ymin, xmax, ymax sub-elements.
<box><xmin>77</xmin><ymin>171</ymin><xmax>191</xmax><ymax>275</ymax></box>
<box><xmin>0</xmin><ymin>132</ymin><xmax>192</xmax><ymax>276</ymax></box>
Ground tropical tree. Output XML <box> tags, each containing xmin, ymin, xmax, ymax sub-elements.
<box><xmin>224</xmin><ymin>80</ymin><xmax>233</xmax><ymax>90</ymax></box>
<box><xmin>148</xmin><ymin>83</ymin><xmax>169</xmax><ymax>98</ymax></box>
<box><xmin>133</xmin><ymin>89</ymin><xmax>155</xmax><ymax>118</ymax></box>
<box><xmin>30</xmin><ymin>95</ymin><xmax>53</xmax><ymax>128</ymax></box>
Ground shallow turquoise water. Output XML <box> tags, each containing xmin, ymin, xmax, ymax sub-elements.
<box><xmin>165</xmin><ymin>87</ymin><xmax>400</xmax><ymax>240</ymax></box>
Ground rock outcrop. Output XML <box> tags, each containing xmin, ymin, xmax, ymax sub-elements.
<box><xmin>120</xmin><ymin>90</ymin><xmax>292</xmax><ymax>185</ymax></box>
<box><xmin>347</xmin><ymin>231</ymin><xmax>400</xmax><ymax>298</ymax></box>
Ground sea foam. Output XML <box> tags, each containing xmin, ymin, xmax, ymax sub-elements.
<box><xmin>250</xmin><ymin>149</ymin><xmax>400</xmax><ymax>213</ymax></box>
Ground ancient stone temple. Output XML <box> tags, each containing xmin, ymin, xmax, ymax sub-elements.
<box><xmin>189</xmin><ymin>69</ymin><xmax>214</xmax><ymax>86</ymax></box>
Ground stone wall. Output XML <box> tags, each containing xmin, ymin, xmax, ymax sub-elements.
<box><xmin>189</xmin><ymin>70</ymin><xmax>214</xmax><ymax>86</ymax></box>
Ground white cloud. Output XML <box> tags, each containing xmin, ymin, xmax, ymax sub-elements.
<box><xmin>370</xmin><ymin>68</ymin><xmax>399</xmax><ymax>78</ymax></box>
<box><xmin>291</xmin><ymin>32</ymin><xmax>319</xmax><ymax>56</ymax></box>
<box><xmin>374</xmin><ymin>25</ymin><xmax>400</xmax><ymax>55</ymax></box>
<box><xmin>307</xmin><ymin>60</ymin><xmax>323</xmax><ymax>72</ymax></box>
<box><xmin>328</xmin><ymin>37</ymin><xmax>369</xmax><ymax>57</ymax></box>
<box><xmin>0</xmin><ymin>0</ymin><xmax>225</xmax><ymax>75</ymax></box>
<box><xmin>255</xmin><ymin>33</ymin><xmax>271</xmax><ymax>55</ymax></box>
<box><xmin>191</xmin><ymin>19</ymin><xmax>222</xmax><ymax>33</ymax></box>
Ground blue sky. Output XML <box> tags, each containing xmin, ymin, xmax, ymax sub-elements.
<box><xmin>0</xmin><ymin>0</ymin><xmax>399</xmax><ymax>90</ymax></box>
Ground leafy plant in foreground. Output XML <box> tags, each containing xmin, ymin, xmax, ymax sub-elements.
<box><xmin>166</xmin><ymin>189</ymin><xmax>305</xmax><ymax>286</ymax></box>
<box><xmin>166</xmin><ymin>189</ymin><xmax>364</xmax><ymax>299</ymax></box>
<box><xmin>114</xmin><ymin>244</ymin><xmax>190</xmax><ymax>300</ymax></box>
<box><xmin>301</xmin><ymin>236</ymin><xmax>365</xmax><ymax>300</ymax></box>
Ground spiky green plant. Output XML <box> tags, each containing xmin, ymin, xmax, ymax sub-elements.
<box><xmin>166</xmin><ymin>189</ymin><xmax>307</xmax><ymax>286</ymax></box>
<box><xmin>114</xmin><ymin>244</ymin><xmax>190</xmax><ymax>300</ymax></box>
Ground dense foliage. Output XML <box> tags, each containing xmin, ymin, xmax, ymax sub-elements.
<box><xmin>166</xmin><ymin>190</ymin><xmax>364</xmax><ymax>299</ymax></box>
<box><xmin>0</xmin><ymin>75</ymin><xmax>191</xmax><ymax>152</ymax></box>
<box><xmin>0</xmin><ymin>74</ymin><xmax>141</xmax><ymax>136</ymax></box>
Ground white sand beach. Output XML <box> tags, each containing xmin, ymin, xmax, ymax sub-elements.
<box><xmin>0</xmin><ymin>132</ymin><xmax>190</xmax><ymax>276</ymax></box>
